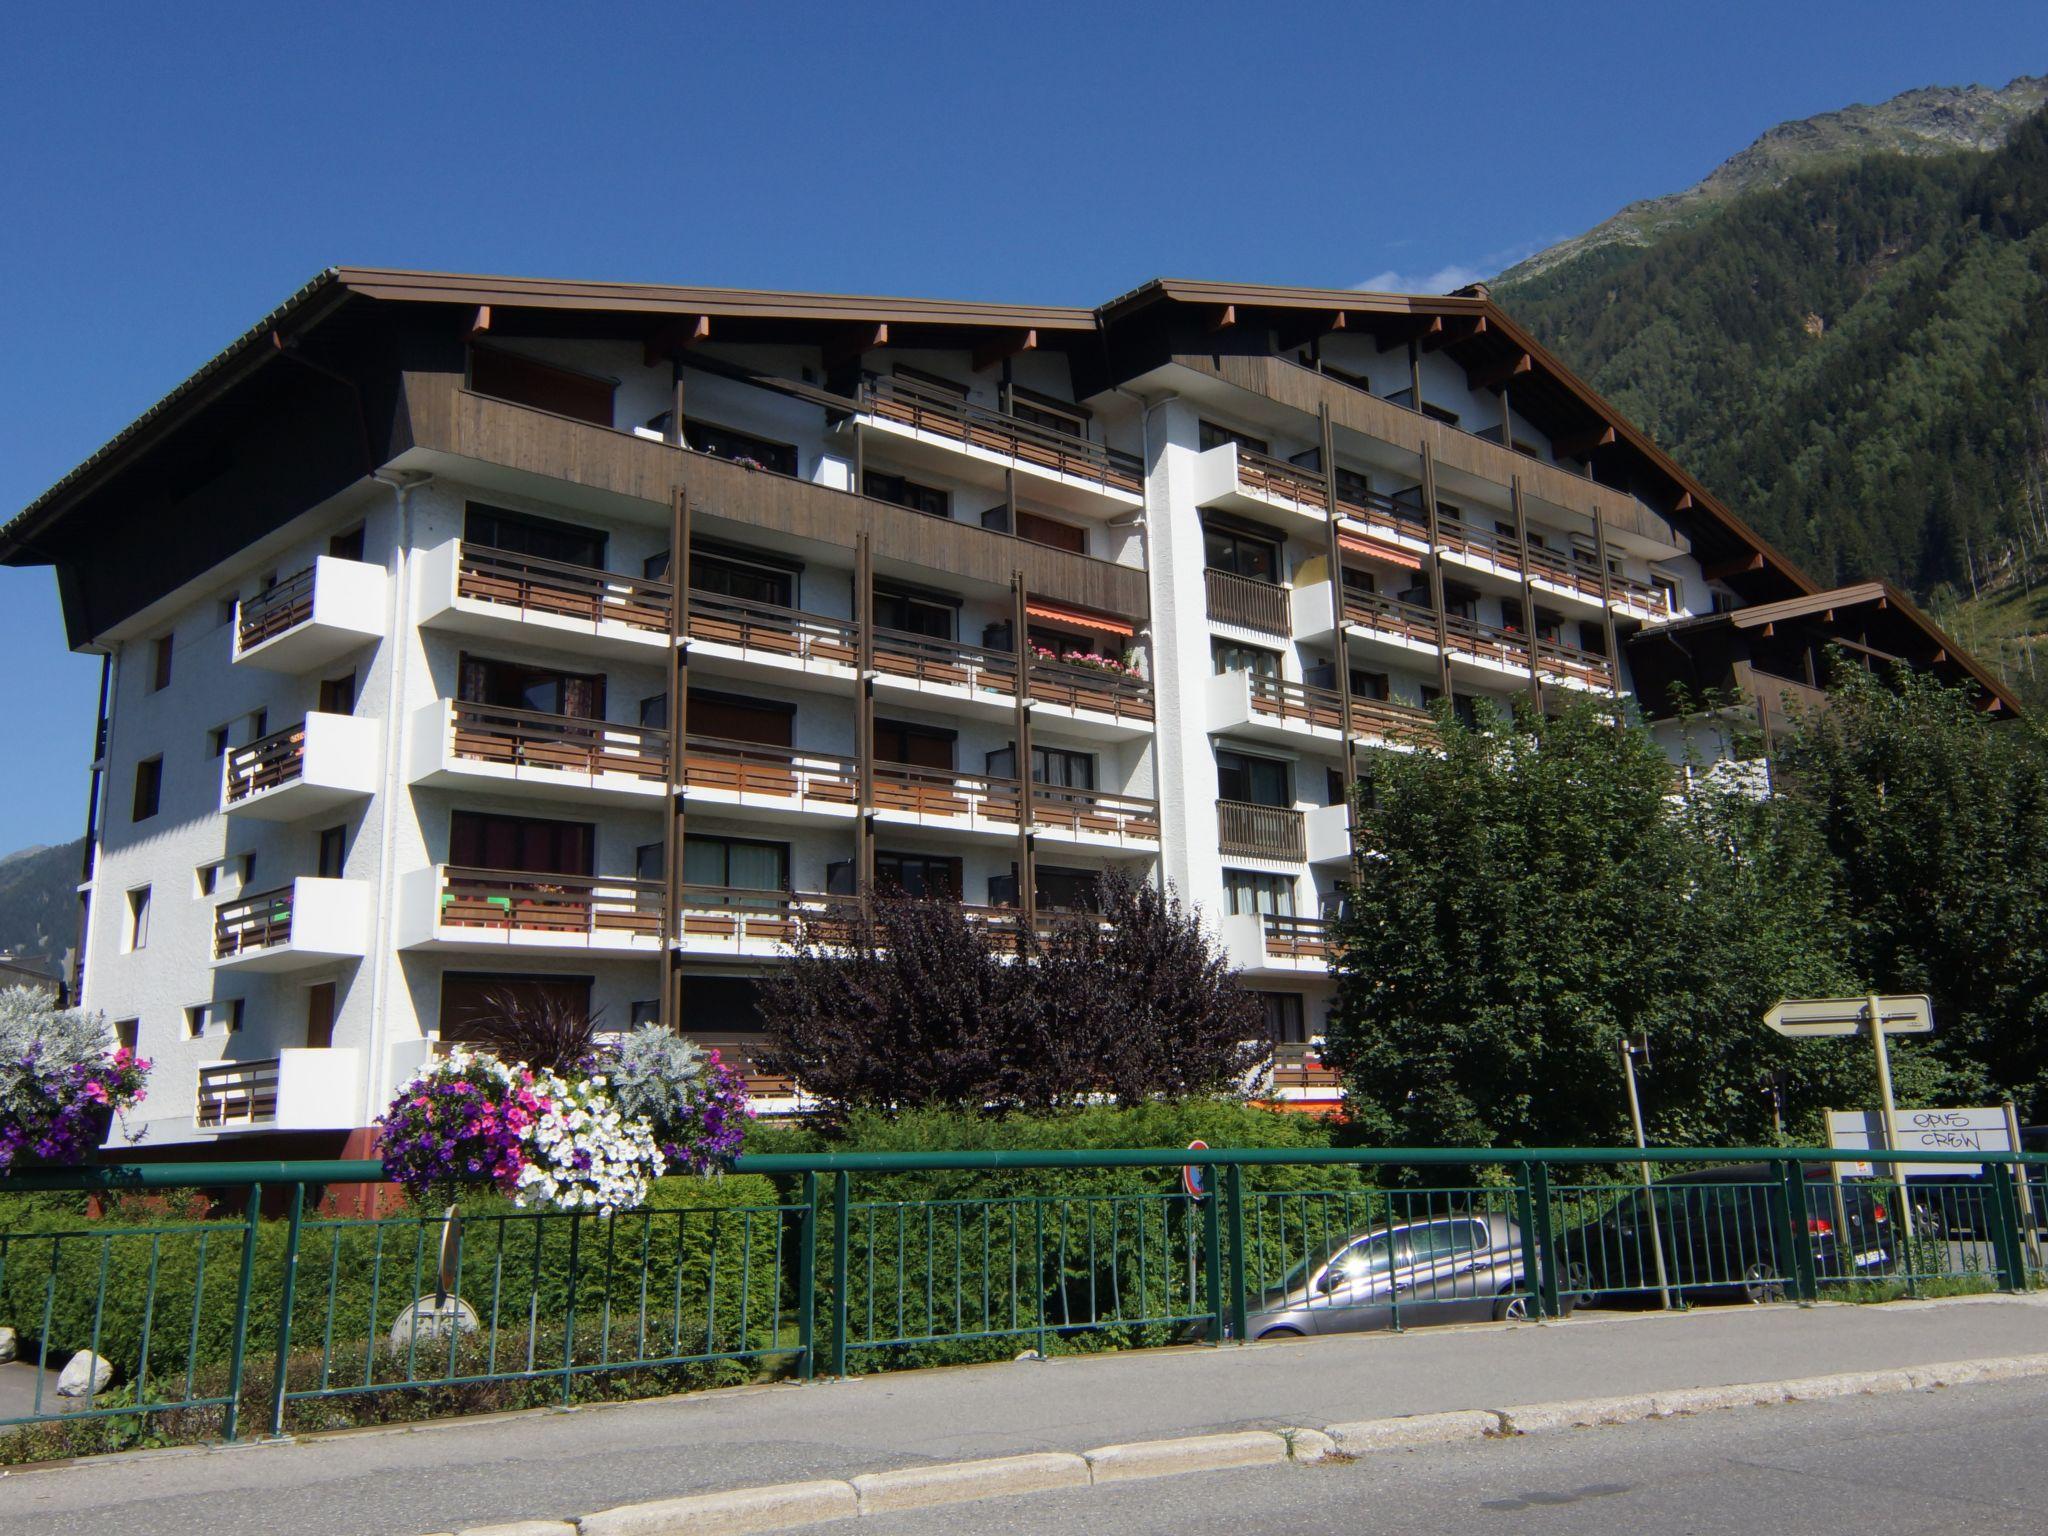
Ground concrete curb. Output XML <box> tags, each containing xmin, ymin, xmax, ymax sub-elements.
<box><xmin>446</xmin><ymin>1352</ymin><xmax>2048</xmax><ymax>1536</ymax></box>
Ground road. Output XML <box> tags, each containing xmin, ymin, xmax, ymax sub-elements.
<box><xmin>861</xmin><ymin>1375</ymin><xmax>2048</xmax><ymax>1536</ymax></box>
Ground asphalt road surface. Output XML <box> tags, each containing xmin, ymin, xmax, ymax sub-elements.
<box><xmin>861</xmin><ymin>1376</ymin><xmax>2048</xmax><ymax>1536</ymax></box>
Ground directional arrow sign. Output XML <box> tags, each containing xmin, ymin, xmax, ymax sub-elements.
<box><xmin>1764</xmin><ymin>995</ymin><xmax>1933</xmax><ymax>1038</ymax></box>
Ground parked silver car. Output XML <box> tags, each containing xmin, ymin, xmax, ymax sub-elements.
<box><xmin>1243</xmin><ymin>1213</ymin><xmax>1534</xmax><ymax>1338</ymax></box>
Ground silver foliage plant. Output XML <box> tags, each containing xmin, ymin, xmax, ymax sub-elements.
<box><xmin>605</xmin><ymin>1024</ymin><xmax>708</xmax><ymax>1150</ymax></box>
<box><xmin>0</xmin><ymin>985</ymin><xmax>112</xmax><ymax>1109</ymax></box>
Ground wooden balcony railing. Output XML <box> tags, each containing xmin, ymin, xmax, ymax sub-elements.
<box><xmin>683</xmin><ymin>736</ymin><xmax>859</xmax><ymax>808</ymax></box>
<box><xmin>1535</xmin><ymin>636</ymin><xmax>1618</xmax><ymax>691</ymax></box>
<box><xmin>1206</xmin><ymin>569</ymin><xmax>1291</xmax><ymax>636</ymax></box>
<box><xmin>1217</xmin><ymin>800</ymin><xmax>1306</xmax><ymax>861</ymax></box>
<box><xmin>458</xmin><ymin>544</ymin><xmax>671</xmax><ymax>632</ymax></box>
<box><xmin>1244</xmin><ymin>675</ymin><xmax>1437</xmax><ymax>748</ymax></box>
<box><xmin>1262</xmin><ymin>913</ymin><xmax>1332</xmax><ymax>962</ymax></box>
<box><xmin>860</xmin><ymin>375</ymin><xmax>1143</xmax><ymax>494</ymax></box>
<box><xmin>675</xmin><ymin>887</ymin><xmax>1099</xmax><ymax>955</ymax></box>
<box><xmin>1335</xmin><ymin>488</ymin><xmax>1432</xmax><ymax>547</ymax></box>
<box><xmin>1235</xmin><ymin>448</ymin><xmax>1328</xmax><ymax>514</ymax></box>
<box><xmin>1027</xmin><ymin>656</ymin><xmax>1154</xmax><ymax>722</ymax></box>
<box><xmin>872</xmin><ymin>762</ymin><xmax>1022</xmax><ymax>824</ymax></box>
<box><xmin>1340</xmin><ymin>588</ymin><xmax>1441</xmax><ymax>647</ymax></box>
<box><xmin>450</xmin><ymin>702</ymin><xmax>670</xmax><ymax>780</ymax></box>
<box><xmin>872</xmin><ymin>626</ymin><xmax>1019</xmax><ymax>697</ymax></box>
<box><xmin>215</xmin><ymin>886</ymin><xmax>296</xmax><ymax>959</ymax></box>
<box><xmin>1030</xmin><ymin>783</ymin><xmax>1162</xmax><ymax>843</ymax></box>
<box><xmin>689</xmin><ymin>592</ymin><xmax>858</xmax><ymax>666</ymax></box>
<box><xmin>1432</xmin><ymin>515</ymin><xmax>1671</xmax><ymax>620</ymax></box>
<box><xmin>1267</xmin><ymin>1041</ymin><xmax>1341</xmax><ymax>1092</ymax></box>
<box><xmin>1443</xmin><ymin>612</ymin><xmax>1530</xmax><ymax>672</ymax></box>
<box><xmin>236</xmin><ymin>566</ymin><xmax>315</xmax><ymax>652</ymax></box>
<box><xmin>225</xmin><ymin>721</ymin><xmax>307</xmax><ymax>803</ymax></box>
<box><xmin>436</xmin><ymin>866</ymin><xmax>664</xmax><ymax>939</ymax></box>
<box><xmin>196</xmin><ymin>1058</ymin><xmax>280</xmax><ymax>1127</ymax></box>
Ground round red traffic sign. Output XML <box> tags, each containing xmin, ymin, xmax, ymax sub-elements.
<box><xmin>1183</xmin><ymin>1139</ymin><xmax>1208</xmax><ymax>1200</ymax></box>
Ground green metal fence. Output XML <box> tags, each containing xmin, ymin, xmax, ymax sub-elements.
<box><xmin>0</xmin><ymin>1145</ymin><xmax>2041</xmax><ymax>1449</ymax></box>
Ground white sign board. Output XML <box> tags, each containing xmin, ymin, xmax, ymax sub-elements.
<box><xmin>1765</xmin><ymin>996</ymin><xmax>1933</xmax><ymax>1037</ymax></box>
<box><xmin>1826</xmin><ymin>1107</ymin><xmax>2012</xmax><ymax>1180</ymax></box>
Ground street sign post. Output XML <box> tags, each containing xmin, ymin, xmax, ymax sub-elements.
<box><xmin>1182</xmin><ymin>1140</ymin><xmax>1208</xmax><ymax>1201</ymax></box>
<box><xmin>1765</xmin><ymin>995</ymin><xmax>1935</xmax><ymax>1242</ymax></box>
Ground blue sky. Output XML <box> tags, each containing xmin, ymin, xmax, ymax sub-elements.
<box><xmin>0</xmin><ymin>1</ymin><xmax>2041</xmax><ymax>851</ymax></box>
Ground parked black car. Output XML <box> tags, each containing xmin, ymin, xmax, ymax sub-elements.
<box><xmin>1557</xmin><ymin>1164</ymin><xmax>1893</xmax><ymax>1305</ymax></box>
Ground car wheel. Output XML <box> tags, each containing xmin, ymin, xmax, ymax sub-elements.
<box><xmin>1559</xmin><ymin>1262</ymin><xmax>1593</xmax><ymax>1315</ymax></box>
<box><xmin>1742</xmin><ymin>1262</ymin><xmax>1786</xmax><ymax>1304</ymax></box>
<box><xmin>1494</xmin><ymin>1290</ymin><xmax>1532</xmax><ymax>1322</ymax></box>
<box><xmin>1256</xmin><ymin>1326</ymin><xmax>1305</xmax><ymax>1340</ymax></box>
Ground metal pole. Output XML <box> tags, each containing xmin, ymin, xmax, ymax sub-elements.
<box><xmin>1619</xmin><ymin>1039</ymin><xmax>1671</xmax><ymax>1310</ymax></box>
<box><xmin>831</xmin><ymin>1170</ymin><xmax>851</xmax><ymax>1377</ymax></box>
<box><xmin>797</xmin><ymin>1170</ymin><xmax>819</xmax><ymax>1381</ymax></box>
<box><xmin>2003</xmin><ymin>1100</ymin><xmax>2035</xmax><ymax>1235</ymax></box>
<box><xmin>267</xmin><ymin>1180</ymin><xmax>306</xmax><ymax>1437</ymax></box>
<box><xmin>1867</xmin><ymin>996</ymin><xmax>1915</xmax><ymax>1244</ymax></box>
<box><xmin>222</xmin><ymin>1182</ymin><xmax>262</xmax><ymax>1440</ymax></box>
<box><xmin>1821</xmin><ymin>1107</ymin><xmax>1852</xmax><ymax>1289</ymax></box>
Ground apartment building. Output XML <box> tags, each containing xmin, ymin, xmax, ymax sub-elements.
<box><xmin>1</xmin><ymin>270</ymin><xmax>2011</xmax><ymax>1151</ymax></box>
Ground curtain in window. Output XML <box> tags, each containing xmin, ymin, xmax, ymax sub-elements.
<box><xmin>560</xmin><ymin>675</ymin><xmax>598</xmax><ymax>720</ymax></box>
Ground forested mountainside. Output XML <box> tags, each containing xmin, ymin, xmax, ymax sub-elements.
<box><xmin>1496</xmin><ymin>86</ymin><xmax>2048</xmax><ymax>703</ymax></box>
<box><xmin>0</xmin><ymin>839</ymin><xmax>81</xmax><ymax>977</ymax></box>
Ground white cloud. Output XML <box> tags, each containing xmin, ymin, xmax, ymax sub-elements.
<box><xmin>1351</xmin><ymin>236</ymin><xmax>1561</xmax><ymax>295</ymax></box>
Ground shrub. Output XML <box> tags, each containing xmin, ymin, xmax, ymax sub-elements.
<box><xmin>607</xmin><ymin>1027</ymin><xmax>752</xmax><ymax>1172</ymax></box>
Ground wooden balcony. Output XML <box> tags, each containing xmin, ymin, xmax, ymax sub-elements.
<box><xmin>1029</xmin><ymin>783</ymin><xmax>1162</xmax><ymax>846</ymax></box>
<box><xmin>195</xmin><ymin>1048</ymin><xmax>363</xmax><ymax>1130</ymax></box>
<box><xmin>214</xmin><ymin>886</ymin><xmax>296</xmax><ymax>961</ymax></box>
<box><xmin>683</xmin><ymin>736</ymin><xmax>859</xmax><ymax>816</ymax></box>
<box><xmin>232</xmin><ymin>555</ymin><xmax>387</xmax><ymax>672</ymax></box>
<box><xmin>1340</xmin><ymin>588</ymin><xmax>1442</xmax><ymax>650</ymax></box>
<box><xmin>237</xmin><ymin>566</ymin><xmax>315</xmax><ymax>652</ymax></box>
<box><xmin>1206</xmin><ymin>569</ymin><xmax>1292</xmax><ymax>636</ymax></box>
<box><xmin>196</xmin><ymin>1058</ymin><xmax>280</xmax><ymax>1128</ymax></box>
<box><xmin>226</xmin><ymin>722</ymin><xmax>310</xmax><ymax>804</ymax></box>
<box><xmin>457</xmin><ymin>543</ymin><xmax>671</xmax><ymax>632</ymax></box>
<box><xmin>454</xmin><ymin>702</ymin><xmax>669</xmax><ymax>779</ymax></box>
<box><xmin>1535</xmin><ymin>635</ymin><xmax>1619</xmax><ymax>692</ymax></box>
<box><xmin>870</xmin><ymin>627</ymin><xmax>1155</xmax><ymax>728</ymax></box>
<box><xmin>222</xmin><ymin>712</ymin><xmax>381</xmax><ymax>819</ymax></box>
<box><xmin>1432</xmin><ymin>513</ymin><xmax>1672</xmax><ymax>621</ymax></box>
<box><xmin>432</xmin><ymin>866</ymin><xmax>665</xmax><ymax>944</ymax></box>
<box><xmin>1242</xmin><ymin>673</ymin><xmax>1437</xmax><ymax>751</ymax></box>
<box><xmin>1217</xmin><ymin>800</ymin><xmax>1306</xmax><ymax>861</ymax></box>
<box><xmin>858</xmin><ymin>374</ymin><xmax>1143</xmax><ymax>500</ymax></box>
<box><xmin>688</xmin><ymin>592</ymin><xmax>858</xmax><ymax>671</ymax></box>
<box><xmin>1267</xmin><ymin>1041</ymin><xmax>1342</xmax><ymax>1095</ymax></box>
<box><xmin>211</xmin><ymin>877</ymin><xmax>371</xmax><ymax>971</ymax></box>
<box><xmin>1262</xmin><ymin>912</ymin><xmax>1332</xmax><ymax>963</ymax></box>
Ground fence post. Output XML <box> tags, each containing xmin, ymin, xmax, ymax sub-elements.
<box><xmin>1512</xmin><ymin>1163</ymin><xmax>1543</xmax><ymax>1318</ymax></box>
<box><xmin>561</xmin><ymin>1211</ymin><xmax>582</xmax><ymax>1406</ymax></box>
<box><xmin>1988</xmin><ymin>1161</ymin><xmax>2028</xmax><ymax>1293</ymax></box>
<box><xmin>796</xmin><ymin>1171</ymin><xmax>818</xmax><ymax>1381</ymax></box>
<box><xmin>221</xmin><ymin>1182</ymin><xmax>262</xmax><ymax>1442</ymax></box>
<box><xmin>1530</xmin><ymin>1161</ymin><xmax>1560</xmax><ymax>1318</ymax></box>
<box><xmin>1776</xmin><ymin>1159</ymin><xmax>1818</xmax><ymax>1302</ymax></box>
<box><xmin>266</xmin><ymin>1180</ymin><xmax>306</xmax><ymax>1437</ymax></box>
<box><xmin>830</xmin><ymin>1171</ymin><xmax>850</xmax><ymax>1378</ymax></box>
<box><xmin>1224</xmin><ymin>1162</ymin><xmax>1248</xmax><ymax>1345</ymax></box>
<box><xmin>1203</xmin><ymin>1172</ymin><xmax>1224</xmax><ymax>1344</ymax></box>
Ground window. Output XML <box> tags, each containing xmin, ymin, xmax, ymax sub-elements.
<box><xmin>468</xmin><ymin>346</ymin><xmax>615</xmax><ymax>428</ymax></box>
<box><xmin>827</xmin><ymin>851</ymin><xmax>963</xmax><ymax>899</ymax></box>
<box><xmin>464</xmin><ymin>503</ymin><xmax>607</xmax><ymax>570</ymax></box>
<box><xmin>1710</xmin><ymin>589</ymin><xmax>1739</xmax><ymax>614</ymax></box>
<box><xmin>873</xmin><ymin>587</ymin><xmax>957</xmax><ymax>639</ymax></box>
<box><xmin>247</xmin><ymin>708</ymin><xmax>268</xmax><ymax>742</ymax></box>
<box><xmin>893</xmin><ymin>365</ymin><xmax>970</xmax><ymax>399</ymax></box>
<box><xmin>1036</xmin><ymin>864</ymin><xmax>1100</xmax><ymax>911</ymax></box>
<box><xmin>1213</xmin><ymin>640</ymin><xmax>1281</xmax><ymax>678</ymax></box>
<box><xmin>329</xmin><ymin>525</ymin><xmax>366</xmax><ymax>562</ymax></box>
<box><xmin>196</xmin><ymin>862</ymin><xmax>220</xmax><ymax>898</ymax></box>
<box><xmin>1012</xmin><ymin>510</ymin><xmax>1086</xmax><ymax>555</ymax></box>
<box><xmin>1225</xmin><ymin>870</ymin><xmax>1296</xmax><ymax>918</ymax></box>
<box><xmin>305</xmin><ymin>982</ymin><xmax>336</xmax><ymax>1050</ymax></box>
<box><xmin>151</xmin><ymin>635</ymin><xmax>173</xmax><ymax>692</ymax></box>
<box><xmin>1652</xmin><ymin>574</ymin><xmax>1682</xmax><ymax>612</ymax></box>
<box><xmin>185</xmin><ymin>999</ymin><xmax>243</xmax><ymax>1038</ymax></box>
<box><xmin>874</xmin><ymin>718</ymin><xmax>954</xmax><ymax>768</ymax></box>
<box><xmin>1199</xmin><ymin>420</ymin><xmax>1269</xmax><ymax>456</ymax></box>
<box><xmin>125</xmin><ymin>886</ymin><xmax>151</xmax><ymax>951</ymax></box>
<box><xmin>131</xmin><ymin>757</ymin><xmax>163</xmax><ymax>821</ymax></box>
<box><xmin>450</xmin><ymin>811</ymin><xmax>593</xmax><ymax>876</ymax></box>
<box><xmin>319</xmin><ymin>672</ymin><xmax>357</xmax><ymax>715</ymax></box>
<box><xmin>440</xmin><ymin>972</ymin><xmax>594</xmax><ymax>1044</ymax></box>
<box><xmin>688</xmin><ymin>550</ymin><xmax>797</xmax><ymax>608</ymax></box>
<box><xmin>1333</xmin><ymin>465</ymin><xmax>1373</xmax><ymax>505</ymax></box>
<box><xmin>1203</xmin><ymin>522</ymin><xmax>1282</xmax><ymax>583</ymax></box>
<box><xmin>639</xmin><ymin>693</ymin><xmax>668</xmax><ymax>730</ymax></box>
<box><xmin>1007</xmin><ymin>387</ymin><xmax>1089</xmax><ymax>439</ymax></box>
<box><xmin>683</xmin><ymin>420</ymin><xmax>798</xmax><ymax>477</ymax></box>
<box><xmin>237</xmin><ymin>852</ymin><xmax>258</xmax><ymax>886</ymax></box>
<box><xmin>1258</xmin><ymin>991</ymin><xmax>1308</xmax><ymax>1044</ymax></box>
<box><xmin>1339</xmin><ymin>566</ymin><xmax>1377</xmax><ymax>596</ymax></box>
<box><xmin>459</xmin><ymin>655</ymin><xmax>606</xmax><ymax>719</ymax></box>
<box><xmin>986</xmin><ymin>744</ymin><xmax>1094</xmax><ymax>790</ymax></box>
<box><xmin>1350</xmin><ymin>668</ymin><xmax>1390</xmax><ymax>700</ymax></box>
<box><xmin>316</xmin><ymin>824</ymin><xmax>348</xmax><ymax>879</ymax></box>
<box><xmin>215</xmin><ymin>594</ymin><xmax>238</xmax><ymax>628</ymax></box>
<box><xmin>679</xmin><ymin>835</ymin><xmax>789</xmax><ymax>892</ymax></box>
<box><xmin>112</xmin><ymin>1018</ymin><xmax>138</xmax><ymax>1053</ymax></box>
<box><xmin>629</xmin><ymin>999</ymin><xmax>661</xmax><ymax>1028</ymax></box>
<box><xmin>207</xmin><ymin>724</ymin><xmax>231</xmax><ymax>758</ymax></box>
<box><xmin>1216</xmin><ymin>748</ymin><xmax>1291</xmax><ymax>807</ymax></box>
<box><xmin>689</xmin><ymin>690</ymin><xmax>794</xmax><ymax>746</ymax></box>
<box><xmin>864</xmin><ymin>470</ymin><xmax>950</xmax><ymax>518</ymax></box>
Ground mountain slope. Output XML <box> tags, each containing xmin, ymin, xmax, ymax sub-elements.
<box><xmin>0</xmin><ymin>838</ymin><xmax>81</xmax><ymax>972</ymax></box>
<box><xmin>1494</xmin><ymin>98</ymin><xmax>2048</xmax><ymax>702</ymax></box>
<box><xmin>1501</xmin><ymin>76</ymin><xmax>2047</xmax><ymax>285</ymax></box>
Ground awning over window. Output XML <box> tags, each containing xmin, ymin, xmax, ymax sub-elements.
<box><xmin>1025</xmin><ymin>600</ymin><xmax>1135</xmax><ymax>638</ymax></box>
<box><xmin>1338</xmin><ymin>533</ymin><xmax>1422</xmax><ymax>570</ymax></box>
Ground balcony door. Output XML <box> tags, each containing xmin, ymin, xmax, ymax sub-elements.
<box><xmin>874</xmin><ymin>718</ymin><xmax>955</xmax><ymax>769</ymax></box>
<box><xmin>465</xmin><ymin>503</ymin><xmax>607</xmax><ymax>570</ymax></box>
<box><xmin>1217</xmin><ymin>748</ymin><xmax>1292</xmax><ymax>808</ymax></box>
<box><xmin>460</xmin><ymin>655</ymin><xmax>606</xmax><ymax>720</ymax></box>
<box><xmin>828</xmin><ymin>851</ymin><xmax>962</xmax><ymax>900</ymax></box>
<box><xmin>688</xmin><ymin>690</ymin><xmax>795</xmax><ymax>747</ymax></box>
<box><xmin>440</xmin><ymin>972</ymin><xmax>593</xmax><ymax>1045</ymax></box>
<box><xmin>450</xmin><ymin>811</ymin><xmax>595</xmax><ymax>876</ymax></box>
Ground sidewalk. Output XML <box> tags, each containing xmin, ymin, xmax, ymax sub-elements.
<box><xmin>4</xmin><ymin>1294</ymin><xmax>2045</xmax><ymax>1536</ymax></box>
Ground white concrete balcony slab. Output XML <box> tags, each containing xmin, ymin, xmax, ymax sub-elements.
<box><xmin>221</xmin><ymin>712</ymin><xmax>381</xmax><ymax>820</ymax></box>
<box><xmin>233</xmin><ymin>555</ymin><xmax>387</xmax><ymax>672</ymax></box>
<box><xmin>1190</xmin><ymin>442</ymin><xmax>1332</xmax><ymax>535</ymax></box>
<box><xmin>196</xmin><ymin>1048</ymin><xmax>363</xmax><ymax>1132</ymax></box>
<box><xmin>416</xmin><ymin>539</ymin><xmax>671</xmax><ymax>661</ymax></box>
<box><xmin>1306</xmin><ymin>802</ymin><xmax>1355</xmax><ymax>865</ymax></box>
<box><xmin>396</xmin><ymin>865</ymin><xmax>665</xmax><ymax>955</ymax></box>
<box><xmin>211</xmin><ymin>877</ymin><xmax>372</xmax><ymax>972</ymax></box>
<box><xmin>1222</xmin><ymin>912</ymin><xmax>1332</xmax><ymax>976</ymax></box>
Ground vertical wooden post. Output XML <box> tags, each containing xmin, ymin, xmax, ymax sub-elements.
<box><xmin>1421</xmin><ymin>445</ymin><xmax>1454</xmax><ymax>700</ymax></box>
<box><xmin>1407</xmin><ymin>338</ymin><xmax>1423</xmax><ymax>410</ymax></box>
<box><xmin>661</xmin><ymin>488</ymin><xmax>689</xmax><ymax>1034</ymax></box>
<box><xmin>1012</xmin><ymin>575</ymin><xmax>1036</xmax><ymax>933</ymax></box>
<box><xmin>668</xmin><ymin>364</ymin><xmax>686</xmax><ymax>447</ymax></box>
<box><xmin>1591</xmin><ymin>506</ymin><xmax>1623</xmax><ymax>696</ymax></box>
<box><xmin>854</xmin><ymin>530</ymin><xmax>875</xmax><ymax>893</ymax></box>
<box><xmin>1319</xmin><ymin>405</ymin><xmax>1357</xmax><ymax>843</ymax></box>
<box><xmin>1511</xmin><ymin>476</ymin><xmax>1543</xmax><ymax>709</ymax></box>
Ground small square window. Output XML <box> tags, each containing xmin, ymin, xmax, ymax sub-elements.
<box><xmin>216</xmin><ymin>594</ymin><xmax>238</xmax><ymax>628</ymax></box>
<box><xmin>132</xmin><ymin>757</ymin><xmax>163</xmax><ymax>822</ymax></box>
<box><xmin>247</xmin><ymin>709</ymin><xmax>268</xmax><ymax>742</ymax></box>
<box><xmin>196</xmin><ymin>863</ymin><xmax>220</xmax><ymax>897</ymax></box>
<box><xmin>237</xmin><ymin>852</ymin><xmax>257</xmax><ymax>885</ymax></box>
<box><xmin>113</xmin><ymin>1018</ymin><xmax>139</xmax><ymax>1052</ymax></box>
<box><xmin>151</xmin><ymin>635</ymin><xmax>174</xmax><ymax>692</ymax></box>
<box><xmin>184</xmin><ymin>1005</ymin><xmax>203</xmax><ymax>1039</ymax></box>
<box><xmin>125</xmin><ymin>886</ymin><xmax>151</xmax><ymax>951</ymax></box>
<box><xmin>208</xmin><ymin>724</ymin><xmax>231</xmax><ymax>758</ymax></box>
<box><xmin>185</xmin><ymin>1000</ymin><xmax>243</xmax><ymax>1038</ymax></box>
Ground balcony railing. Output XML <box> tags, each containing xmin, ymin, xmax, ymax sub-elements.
<box><xmin>1262</xmin><ymin>912</ymin><xmax>1332</xmax><ymax>962</ymax></box>
<box><xmin>1535</xmin><ymin>636</ymin><xmax>1618</xmax><ymax>691</ymax></box>
<box><xmin>225</xmin><ymin>722</ymin><xmax>307</xmax><ymax>803</ymax></box>
<box><xmin>1245</xmin><ymin>674</ymin><xmax>1437</xmax><ymax>749</ymax></box>
<box><xmin>1030</xmin><ymin>782</ymin><xmax>1162</xmax><ymax>843</ymax></box>
<box><xmin>196</xmin><ymin>1059</ymin><xmax>280</xmax><ymax>1127</ymax></box>
<box><xmin>236</xmin><ymin>566</ymin><xmax>315</xmax><ymax>652</ymax></box>
<box><xmin>1235</xmin><ymin>448</ymin><xmax>1328</xmax><ymax>515</ymax></box>
<box><xmin>688</xmin><ymin>592</ymin><xmax>858</xmax><ymax>666</ymax></box>
<box><xmin>1432</xmin><ymin>515</ymin><xmax>1671</xmax><ymax>620</ymax></box>
<box><xmin>1340</xmin><ymin>588</ymin><xmax>1441</xmax><ymax>648</ymax></box>
<box><xmin>1206</xmin><ymin>569</ymin><xmax>1291</xmax><ymax>636</ymax></box>
<box><xmin>215</xmin><ymin>886</ymin><xmax>296</xmax><ymax>960</ymax></box>
<box><xmin>450</xmin><ymin>702</ymin><xmax>669</xmax><ymax>781</ymax></box>
<box><xmin>1217</xmin><ymin>801</ymin><xmax>1306</xmax><ymax>861</ymax></box>
<box><xmin>677</xmin><ymin>886</ymin><xmax>1099</xmax><ymax>954</ymax></box>
<box><xmin>859</xmin><ymin>375</ymin><xmax>1143</xmax><ymax>495</ymax></box>
<box><xmin>871</xmin><ymin>628</ymin><xmax>1156</xmax><ymax>722</ymax></box>
<box><xmin>872</xmin><ymin>762</ymin><xmax>1021</xmax><ymax>824</ymax></box>
<box><xmin>1267</xmin><ymin>1041</ymin><xmax>1341</xmax><ymax>1093</ymax></box>
<box><xmin>436</xmin><ymin>867</ymin><xmax>664</xmax><ymax>939</ymax></box>
<box><xmin>683</xmin><ymin>735</ymin><xmax>858</xmax><ymax>808</ymax></box>
<box><xmin>458</xmin><ymin>545</ymin><xmax>671</xmax><ymax>633</ymax></box>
